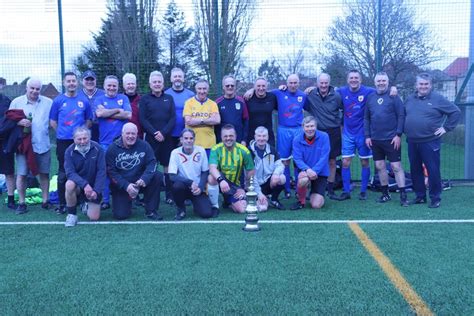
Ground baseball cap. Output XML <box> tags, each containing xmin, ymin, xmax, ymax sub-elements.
<box><xmin>82</xmin><ymin>70</ymin><xmax>97</xmax><ymax>80</ymax></box>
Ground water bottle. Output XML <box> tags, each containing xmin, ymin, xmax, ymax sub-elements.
<box><xmin>23</xmin><ymin>113</ymin><xmax>32</xmax><ymax>134</ymax></box>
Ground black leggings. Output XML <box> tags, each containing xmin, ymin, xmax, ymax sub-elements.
<box><xmin>172</xmin><ymin>180</ymin><xmax>213</xmax><ymax>218</ymax></box>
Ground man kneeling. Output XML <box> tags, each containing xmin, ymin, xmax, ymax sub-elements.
<box><xmin>208</xmin><ymin>124</ymin><xmax>255</xmax><ymax>213</ymax></box>
<box><xmin>106</xmin><ymin>122</ymin><xmax>163</xmax><ymax>220</ymax></box>
<box><xmin>291</xmin><ymin>116</ymin><xmax>330</xmax><ymax>210</ymax></box>
<box><xmin>168</xmin><ymin>128</ymin><xmax>216</xmax><ymax>220</ymax></box>
<box><xmin>64</xmin><ymin>127</ymin><xmax>105</xmax><ymax>227</ymax></box>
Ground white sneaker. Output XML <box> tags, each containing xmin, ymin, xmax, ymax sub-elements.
<box><xmin>65</xmin><ymin>214</ymin><xmax>78</xmax><ymax>227</ymax></box>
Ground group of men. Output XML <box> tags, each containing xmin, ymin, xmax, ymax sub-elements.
<box><xmin>0</xmin><ymin>67</ymin><xmax>461</xmax><ymax>227</ymax></box>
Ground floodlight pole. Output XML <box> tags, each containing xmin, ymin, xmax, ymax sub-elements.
<box><xmin>466</xmin><ymin>0</ymin><xmax>474</xmax><ymax>179</ymax></box>
<box><xmin>57</xmin><ymin>0</ymin><xmax>66</xmax><ymax>92</ymax></box>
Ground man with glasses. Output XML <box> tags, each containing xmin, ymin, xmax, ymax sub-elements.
<box><xmin>215</xmin><ymin>75</ymin><xmax>249</xmax><ymax>146</ymax></box>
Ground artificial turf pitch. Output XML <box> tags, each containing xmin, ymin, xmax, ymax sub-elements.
<box><xmin>0</xmin><ymin>186</ymin><xmax>473</xmax><ymax>315</ymax></box>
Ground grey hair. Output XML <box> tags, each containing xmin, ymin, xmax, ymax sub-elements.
<box><xmin>122</xmin><ymin>73</ymin><xmax>136</xmax><ymax>84</ymax></box>
<box><xmin>302</xmin><ymin>115</ymin><xmax>317</xmax><ymax>126</ymax></box>
<box><xmin>254</xmin><ymin>126</ymin><xmax>268</xmax><ymax>135</ymax></box>
<box><xmin>73</xmin><ymin>126</ymin><xmax>91</xmax><ymax>138</ymax></box>
<box><xmin>149</xmin><ymin>71</ymin><xmax>164</xmax><ymax>82</ymax></box>
<box><xmin>26</xmin><ymin>77</ymin><xmax>42</xmax><ymax>87</ymax></box>
<box><xmin>416</xmin><ymin>72</ymin><xmax>432</xmax><ymax>84</ymax></box>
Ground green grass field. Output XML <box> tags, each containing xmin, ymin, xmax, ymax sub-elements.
<box><xmin>1</xmin><ymin>186</ymin><xmax>473</xmax><ymax>315</ymax></box>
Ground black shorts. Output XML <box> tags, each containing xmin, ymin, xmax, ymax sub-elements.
<box><xmin>310</xmin><ymin>176</ymin><xmax>328</xmax><ymax>195</ymax></box>
<box><xmin>0</xmin><ymin>141</ymin><xmax>14</xmax><ymax>174</ymax></box>
<box><xmin>372</xmin><ymin>139</ymin><xmax>401</xmax><ymax>162</ymax></box>
<box><xmin>320</xmin><ymin>127</ymin><xmax>341</xmax><ymax>159</ymax></box>
<box><xmin>220</xmin><ymin>177</ymin><xmax>245</xmax><ymax>204</ymax></box>
<box><xmin>147</xmin><ymin>136</ymin><xmax>174</xmax><ymax>166</ymax></box>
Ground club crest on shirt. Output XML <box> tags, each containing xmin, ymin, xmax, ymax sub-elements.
<box><xmin>118</xmin><ymin>99</ymin><xmax>123</xmax><ymax>106</ymax></box>
<box><xmin>78</xmin><ymin>101</ymin><xmax>84</xmax><ymax>108</ymax></box>
<box><xmin>377</xmin><ymin>98</ymin><xmax>383</xmax><ymax>105</ymax></box>
<box><xmin>358</xmin><ymin>95</ymin><xmax>364</xmax><ymax>102</ymax></box>
<box><xmin>235</xmin><ymin>102</ymin><xmax>241</xmax><ymax>110</ymax></box>
<box><xmin>297</xmin><ymin>96</ymin><xmax>303</xmax><ymax>102</ymax></box>
<box><xmin>193</xmin><ymin>152</ymin><xmax>201</xmax><ymax>162</ymax></box>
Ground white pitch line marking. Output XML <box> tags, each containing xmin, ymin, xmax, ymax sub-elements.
<box><xmin>0</xmin><ymin>219</ymin><xmax>473</xmax><ymax>225</ymax></box>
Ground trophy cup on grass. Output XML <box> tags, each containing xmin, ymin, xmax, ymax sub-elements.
<box><xmin>243</xmin><ymin>176</ymin><xmax>260</xmax><ymax>232</ymax></box>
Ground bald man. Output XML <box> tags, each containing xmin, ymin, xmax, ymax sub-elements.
<box><xmin>106</xmin><ymin>122</ymin><xmax>163</xmax><ymax>220</ymax></box>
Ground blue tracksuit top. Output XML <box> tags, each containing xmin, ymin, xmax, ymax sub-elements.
<box><xmin>292</xmin><ymin>130</ymin><xmax>330</xmax><ymax>177</ymax></box>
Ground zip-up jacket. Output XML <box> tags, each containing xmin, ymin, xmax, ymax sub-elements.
<box><xmin>292</xmin><ymin>130</ymin><xmax>330</xmax><ymax>177</ymax></box>
<box><xmin>249</xmin><ymin>141</ymin><xmax>284</xmax><ymax>195</ymax></box>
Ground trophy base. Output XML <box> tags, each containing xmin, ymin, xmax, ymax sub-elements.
<box><xmin>242</xmin><ymin>217</ymin><xmax>260</xmax><ymax>232</ymax></box>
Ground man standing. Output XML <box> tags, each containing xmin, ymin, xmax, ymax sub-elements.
<box><xmin>9</xmin><ymin>77</ymin><xmax>53</xmax><ymax>214</ymax></box>
<box><xmin>364</xmin><ymin>72</ymin><xmax>408</xmax><ymax>206</ymax></box>
<box><xmin>64</xmin><ymin>127</ymin><xmax>105</xmax><ymax>227</ymax></box>
<box><xmin>404</xmin><ymin>73</ymin><xmax>460</xmax><ymax>208</ymax></box>
<box><xmin>139</xmin><ymin>71</ymin><xmax>176</xmax><ymax>204</ymax></box>
<box><xmin>122</xmin><ymin>73</ymin><xmax>143</xmax><ymax>138</ymax></box>
<box><xmin>291</xmin><ymin>116</ymin><xmax>330</xmax><ymax>210</ymax></box>
<box><xmin>249</xmin><ymin>126</ymin><xmax>286</xmax><ymax>211</ymax></box>
<box><xmin>168</xmin><ymin>128</ymin><xmax>216</xmax><ymax>220</ymax></box>
<box><xmin>183</xmin><ymin>79</ymin><xmax>221</xmax><ymax>156</ymax></box>
<box><xmin>78</xmin><ymin>70</ymin><xmax>104</xmax><ymax>142</ymax></box>
<box><xmin>50</xmin><ymin>72</ymin><xmax>92</xmax><ymax>214</ymax></box>
<box><xmin>336</xmin><ymin>70</ymin><xmax>375</xmax><ymax>201</ymax></box>
<box><xmin>0</xmin><ymin>77</ymin><xmax>15</xmax><ymax>209</ymax></box>
<box><xmin>215</xmin><ymin>75</ymin><xmax>249</xmax><ymax>145</ymax></box>
<box><xmin>246</xmin><ymin>77</ymin><xmax>277</xmax><ymax>146</ymax></box>
<box><xmin>94</xmin><ymin>75</ymin><xmax>132</xmax><ymax>209</ymax></box>
<box><xmin>165</xmin><ymin>68</ymin><xmax>195</xmax><ymax>147</ymax></box>
<box><xmin>208</xmin><ymin>124</ymin><xmax>255</xmax><ymax>213</ymax></box>
<box><xmin>106</xmin><ymin>123</ymin><xmax>163</xmax><ymax>220</ymax></box>
<box><xmin>304</xmin><ymin>73</ymin><xmax>343</xmax><ymax>199</ymax></box>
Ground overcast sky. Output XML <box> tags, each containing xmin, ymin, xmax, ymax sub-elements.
<box><xmin>0</xmin><ymin>0</ymin><xmax>470</xmax><ymax>88</ymax></box>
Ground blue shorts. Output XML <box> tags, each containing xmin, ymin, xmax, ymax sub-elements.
<box><xmin>342</xmin><ymin>133</ymin><xmax>372</xmax><ymax>159</ymax></box>
<box><xmin>277</xmin><ymin>126</ymin><xmax>301</xmax><ymax>160</ymax></box>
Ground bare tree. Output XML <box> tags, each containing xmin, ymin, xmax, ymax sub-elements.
<box><xmin>193</xmin><ymin>0</ymin><xmax>256</xmax><ymax>95</ymax></box>
<box><xmin>322</xmin><ymin>0</ymin><xmax>440</xmax><ymax>88</ymax></box>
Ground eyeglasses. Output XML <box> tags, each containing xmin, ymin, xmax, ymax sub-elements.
<box><xmin>84</xmin><ymin>78</ymin><xmax>96</xmax><ymax>81</ymax></box>
<box><xmin>225</xmin><ymin>84</ymin><xmax>235</xmax><ymax>88</ymax></box>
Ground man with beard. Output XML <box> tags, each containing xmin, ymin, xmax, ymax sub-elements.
<box><xmin>50</xmin><ymin>72</ymin><xmax>92</xmax><ymax>214</ymax></box>
<box><xmin>106</xmin><ymin>123</ymin><xmax>163</xmax><ymax>220</ymax></box>
<box><xmin>64</xmin><ymin>127</ymin><xmax>105</xmax><ymax>227</ymax></box>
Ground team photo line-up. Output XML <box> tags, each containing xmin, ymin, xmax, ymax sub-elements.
<box><xmin>0</xmin><ymin>67</ymin><xmax>461</xmax><ymax>226</ymax></box>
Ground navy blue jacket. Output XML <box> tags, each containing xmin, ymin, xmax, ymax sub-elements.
<box><xmin>64</xmin><ymin>141</ymin><xmax>106</xmax><ymax>193</ymax></box>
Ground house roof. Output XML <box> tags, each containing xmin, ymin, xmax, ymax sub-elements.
<box><xmin>443</xmin><ymin>57</ymin><xmax>469</xmax><ymax>77</ymax></box>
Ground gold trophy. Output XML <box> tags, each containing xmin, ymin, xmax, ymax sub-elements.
<box><xmin>243</xmin><ymin>176</ymin><xmax>260</xmax><ymax>232</ymax></box>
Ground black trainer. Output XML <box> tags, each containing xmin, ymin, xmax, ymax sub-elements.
<box><xmin>428</xmin><ymin>200</ymin><xmax>441</xmax><ymax>208</ymax></box>
<box><xmin>327</xmin><ymin>191</ymin><xmax>338</xmax><ymax>200</ymax></box>
<box><xmin>290</xmin><ymin>201</ymin><xmax>304</xmax><ymax>210</ymax></box>
<box><xmin>145</xmin><ymin>211</ymin><xmax>163</xmax><ymax>221</ymax></box>
<box><xmin>409</xmin><ymin>197</ymin><xmax>427</xmax><ymax>205</ymax></box>
<box><xmin>41</xmin><ymin>200</ymin><xmax>52</xmax><ymax>210</ymax></box>
<box><xmin>335</xmin><ymin>192</ymin><xmax>351</xmax><ymax>201</ymax></box>
<box><xmin>269</xmin><ymin>200</ymin><xmax>285</xmax><ymax>210</ymax></box>
<box><xmin>174</xmin><ymin>207</ymin><xmax>186</xmax><ymax>221</ymax></box>
<box><xmin>359</xmin><ymin>192</ymin><xmax>368</xmax><ymax>200</ymax></box>
<box><xmin>55</xmin><ymin>205</ymin><xmax>66</xmax><ymax>215</ymax></box>
<box><xmin>400</xmin><ymin>192</ymin><xmax>409</xmax><ymax>207</ymax></box>
<box><xmin>284</xmin><ymin>191</ymin><xmax>291</xmax><ymax>199</ymax></box>
<box><xmin>211</xmin><ymin>206</ymin><xmax>220</xmax><ymax>218</ymax></box>
<box><xmin>7</xmin><ymin>201</ymin><xmax>17</xmax><ymax>210</ymax></box>
<box><xmin>15</xmin><ymin>203</ymin><xmax>28</xmax><ymax>215</ymax></box>
<box><xmin>376</xmin><ymin>194</ymin><xmax>391</xmax><ymax>203</ymax></box>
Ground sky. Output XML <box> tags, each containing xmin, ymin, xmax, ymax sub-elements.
<box><xmin>0</xmin><ymin>0</ymin><xmax>471</xmax><ymax>88</ymax></box>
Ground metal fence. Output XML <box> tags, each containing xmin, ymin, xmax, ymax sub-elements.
<box><xmin>1</xmin><ymin>0</ymin><xmax>472</xmax><ymax>180</ymax></box>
